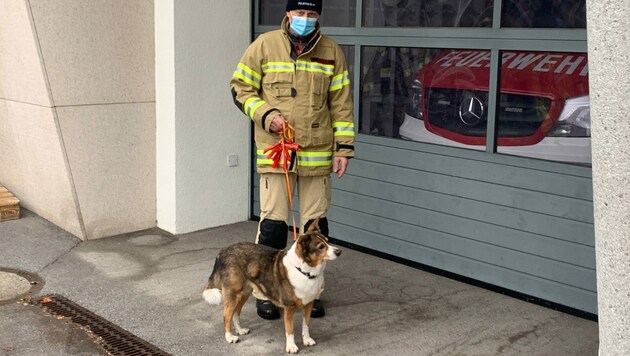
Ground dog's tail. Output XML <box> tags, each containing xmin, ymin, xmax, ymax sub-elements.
<box><xmin>202</xmin><ymin>287</ymin><xmax>222</xmax><ymax>305</ymax></box>
<box><xmin>202</xmin><ymin>255</ymin><xmax>223</xmax><ymax>305</ymax></box>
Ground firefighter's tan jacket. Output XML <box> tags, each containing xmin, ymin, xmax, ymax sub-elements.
<box><xmin>230</xmin><ymin>17</ymin><xmax>355</xmax><ymax>176</ymax></box>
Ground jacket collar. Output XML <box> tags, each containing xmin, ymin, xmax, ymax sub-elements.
<box><xmin>282</xmin><ymin>16</ymin><xmax>321</xmax><ymax>60</ymax></box>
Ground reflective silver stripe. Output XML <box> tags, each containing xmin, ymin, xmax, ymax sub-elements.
<box><xmin>296</xmin><ymin>60</ymin><xmax>334</xmax><ymax>75</ymax></box>
<box><xmin>297</xmin><ymin>151</ymin><xmax>332</xmax><ymax>166</ymax></box>
<box><xmin>234</xmin><ymin>63</ymin><xmax>262</xmax><ymax>89</ymax></box>
<box><xmin>329</xmin><ymin>71</ymin><xmax>350</xmax><ymax>91</ymax></box>
<box><xmin>256</xmin><ymin>150</ymin><xmax>289</xmax><ymax>165</ymax></box>
<box><xmin>333</xmin><ymin>124</ymin><xmax>355</xmax><ymax>136</ymax></box>
<box><xmin>245</xmin><ymin>98</ymin><xmax>265</xmax><ymax>119</ymax></box>
<box><xmin>262</xmin><ymin>62</ymin><xmax>294</xmax><ymax>73</ymax></box>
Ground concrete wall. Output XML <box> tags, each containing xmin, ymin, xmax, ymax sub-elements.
<box><xmin>156</xmin><ymin>0</ymin><xmax>251</xmax><ymax>234</ymax></box>
<box><xmin>586</xmin><ymin>0</ymin><xmax>630</xmax><ymax>354</ymax></box>
<box><xmin>0</xmin><ymin>0</ymin><xmax>155</xmax><ymax>240</ymax></box>
<box><xmin>0</xmin><ymin>0</ymin><xmax>81</xmax><ymax>237</ymax></box>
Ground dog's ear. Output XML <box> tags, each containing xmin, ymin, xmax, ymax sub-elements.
<box><xmin>306</xmin><ymin>218</ymin><xmax>321</xmax><ymax>233</ymax></box>
<box><xmin>297</xmin><ymin>234</ymin><xmax>313</xmax><ymax>261</ymax></box>
<box><xmin>299</xmin><ymin>234</ymin><xmax>310</xmax><ymax>251</ymax></box>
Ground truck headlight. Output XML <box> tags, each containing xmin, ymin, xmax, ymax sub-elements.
<box><xmin>405</xmin><ymin>79</ymin><xmax>423</xmax><ymax>120</ymax></box>
<box><xmin>548</xmin><ymin>95</ymin><xmax>591</xmax><ymax>137</ymax></box>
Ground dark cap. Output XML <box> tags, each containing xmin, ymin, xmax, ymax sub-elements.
<box><xmin>286</xmin><ymin>0</ymin><xmax>322</xmax><ymax>15</ymax></box>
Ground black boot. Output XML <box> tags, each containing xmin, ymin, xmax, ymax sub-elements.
<box><xmin>311</xmin><ymin>299</ymin><xmax>325</xmax><ymax>318</ymax></box>
<box><xmin>256</xmin><ymin>299</ymin><xmax>280</xmax><ymax>320</ymax></box>
<box><xmin>304</xmin><ymin>218</ymin><xmax>329</xmax><ymax>238</ymax></box>
<box><xmin>257</xmin><ymin>219</ymin><xmax>288</xmax><ymax>250</ymax></box>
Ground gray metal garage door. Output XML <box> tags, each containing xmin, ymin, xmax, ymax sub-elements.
<box><xmin>252</xmin><ymin>0</ymin><xmax>596</xmax><ymax>316</ymax></box>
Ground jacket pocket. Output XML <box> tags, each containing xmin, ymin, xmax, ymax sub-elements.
<box><xmin>309</xmin><ymin>74</ymin><xmax>325</xmax><ymax>110</ymax></box>
<box><xmin>310</xmin><ymin>119</ymin><xmax>333</xmax><ymax>146</ymax></box>
<box><xmin>264</xmin><ymin>72</ymin><xmax>293</xmax><ymax>98</ymax></box>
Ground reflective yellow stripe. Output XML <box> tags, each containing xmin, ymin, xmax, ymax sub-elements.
<box><xmin>329</xmin><ymin>70</ymin><xmax>350</xmax><ymax>91</ymax></box>
<box><xmin>333</xmin><ymin>122</ymin><xmax>354</xmax><ymax>128</ymax></box>
<box><xmin>233</xmin><ymin>72</ymin><xmax>259</xmax><ymax>89</ymax></box>
<box><xmin>297</xmin><ymin>151</ymin><xmax>332</xmax><ymax>167</ymax></box>
<box><xmin>257</xmin><ymin>158</ymin><xmax>274</xmax><ymax>164</ymax></box>
<box><xmin>233</xmin><ymin>63</ymin><xmax>261</xmax><ymax>89</ymax></box>
<box><xmin>244</xmin><ymin>98</ymin><xmax>265</xmax><ymax>119</ymax></box>
<box><xmin>262</xmin><ymin>62</ymin><xmax>294</xmax><ymax>73</ymax></box>
<box><xmin>256</xmin><ymin>149</ymin><xmax>332</xmax><ymax>167</ymax></box>
<box><xmin>333</xmin><ymin>122</ymin><xmax>355</xmax><ymax>137</ymax></box>
<box><xmin>296</xmin><ymin>60</ymin><xmax>335</xmax><ymax>75</ymax></box>
<box><xmin>256</xmin><ymin>149</ymin><xmax>290</xmax><ymax>165</ymax></box>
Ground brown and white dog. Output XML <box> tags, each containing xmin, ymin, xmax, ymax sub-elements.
<box><xmin>202</xmin><ymin>221</ymin><xmax>341</xmax><ymax>353</ymax></box>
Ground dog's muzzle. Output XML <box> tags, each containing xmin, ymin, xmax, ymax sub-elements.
<box><xmin>328</xmin><ymin>246</ymin><xmax>341</xmax><ymax>260</ymax></box>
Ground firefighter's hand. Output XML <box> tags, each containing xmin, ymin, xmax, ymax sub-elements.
<box><xmin>333</xmin><ymin>157</ymin><xmax>349</xmax><ymax>178</ymax></box>
<box><xmin>269</xmin><ymin>115</ymin><xmax>286</xmax><ymax>133</ymax></box>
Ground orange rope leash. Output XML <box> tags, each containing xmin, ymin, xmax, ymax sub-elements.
<box><xmin>262</xmin><ymin>122</ymin><xmax>300</xmax><ymax>240</ymax></box>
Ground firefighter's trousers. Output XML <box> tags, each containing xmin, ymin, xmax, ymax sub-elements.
<box><xmin>256</xmin><ymin>173</ymin><xmax>331</xmax><ymax>249</ymax></box>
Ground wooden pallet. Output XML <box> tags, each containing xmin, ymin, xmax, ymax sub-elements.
<box><xmin>0</xmin><ymin>185</ymin><xmax>20</xmax><ymax>221</ymax></box>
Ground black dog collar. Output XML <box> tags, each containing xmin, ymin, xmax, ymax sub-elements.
<box><xmin>295</xmin><ymin>266</ymin><xmax>317</xmax><ymax>279</ymax></box>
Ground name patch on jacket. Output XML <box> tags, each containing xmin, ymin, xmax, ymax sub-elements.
<box><xmin>311</xmin><ymin>58</ymin><xmax>335</xmax><ymax>66</ymax></box>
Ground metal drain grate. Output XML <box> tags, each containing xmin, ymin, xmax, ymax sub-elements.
<box><xmin>36</xmin><ymin>294</ymin><xmax>171</xmax><ymax>356</ymax></box>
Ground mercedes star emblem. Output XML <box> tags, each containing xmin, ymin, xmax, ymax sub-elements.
<box><xmin>459</xmin><ymin>94</ymin><xmax>485</xmax><ymax>126</ymax></box>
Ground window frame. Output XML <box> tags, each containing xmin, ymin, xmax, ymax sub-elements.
<box><xmin>253</xmin><ymin>0</ymin><xmax>588</xmax><ymax>159</ymax></box>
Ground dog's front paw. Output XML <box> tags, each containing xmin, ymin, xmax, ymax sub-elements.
<box><xmin>303</xmin><ymin>337</ymin><xmax>316</xmax><ymax>346</ymax></box>
<box><xmin>286</xmin><ymin>343</ymin><xmax>299</xmax><ymax>353</ymax></box>
<box><xmin>225</xmin><ymin>333</ymin><xmax>240</xmax><ymax>344</ymax></box>
<box><xmin>235</xmin><ymin>327</ymin><xmax>250</xmax><ymax>335</ymax></box>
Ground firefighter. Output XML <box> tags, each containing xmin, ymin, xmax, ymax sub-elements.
<box><xmin>229</xmin><ymin>0</ymin><xmax>355</xmax><ymax>320</ymax></box>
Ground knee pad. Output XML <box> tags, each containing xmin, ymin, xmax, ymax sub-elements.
<box><xmin>258</xmin><ymin>219</ymin><xmax>288</xmax><ymax>249</ymax></box>
<box><xmin>304</xmin><ymin>217</ymin><xmax>329</xmax><ymax>237</ymax></box>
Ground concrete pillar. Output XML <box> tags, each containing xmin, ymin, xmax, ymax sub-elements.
<box><xmin>156</xmin><ymin>1</ymin><xmax>251</xmax><ymax>234</ymax></box>
<box><xmin>1</xmin><ymin>0</ymin><xmax>156</xmax><ymax>240</ymax></box>
<box><xmin>586</xmin><ymin>0</ymin><xmax>630</xmax><ymax>354</ymax></box>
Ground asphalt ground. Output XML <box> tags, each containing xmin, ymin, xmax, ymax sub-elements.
<box><xmin>0</xmin><ymin>209</ymin><xmax>599</xmax><ymax>355</ymax></box>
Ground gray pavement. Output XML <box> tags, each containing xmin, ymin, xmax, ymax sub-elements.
<box><xmin>1</xmin><ymin>210</ymin><xmax>599</xmax><ymax>355</ymax></box>
<box><xmin>0</xmin><ymin>272</ymin><xmax>31</xmax><ymax>301</ymax></box>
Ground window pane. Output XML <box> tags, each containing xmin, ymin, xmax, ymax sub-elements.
<box><xmin>362</xmin><ymin>47</ymin><xmax>488</xmax><ymax>152</ymax></box>
<box><xmin>363</xmin><ymin>0</ymin><xmax>493</xmax><ymax>27</ymax></box>
<box><xmin>496</xmin><ymin>51</ymin><xmax>590</xmax><ymax>165</ymax></box>
<box><xmin>260</xmin><ymin>0</ymin><xmax>355</xmax><ymax>27</ymax></box>
<box><xmin>502</xmin><ymin>0</ymin><xmax>586</xmax><ymax>28</ymax></box>
<box><xmin>341</xmin><ymin>45</ymin><xmax>355</xmax><ymax>91</ymax></box>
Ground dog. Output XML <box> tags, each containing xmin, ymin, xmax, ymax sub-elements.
<box><xmin>202</xmin><ymin>221</ymin><xmax>341</xmax><ymax>353</ymax></box>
